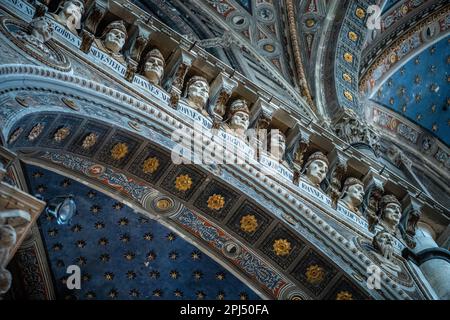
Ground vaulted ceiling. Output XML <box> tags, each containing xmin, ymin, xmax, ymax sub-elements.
<box><xmin>371</xmin><ymin>35</ymin><xmax>449</xmax><ymax>145</ymax></box>
<box><xmin>25</xmin><ymin>165</ymin><xmax>260</xmax><ymax>300</ymax></box>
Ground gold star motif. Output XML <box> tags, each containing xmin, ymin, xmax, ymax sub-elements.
<box><xmin>343</xmin><ymin>52</ymin><xmax>353</xmax><ymax>63</ymax></box>
<box><xmin>348</xmin><ymin>31</ymin><xmax>358</xmax><ymax>41</ymax></box>
<box><xmin>111</xmin><ymin>142</ymin><xmax>128</xmax><ymax>160</ymax></box>
<box><xmin>240</xmin><ymin>214</ymin><xmax>258</xmax><ymax>233</ymax></box>
<box><xmin>273</xmin><ymin>239</ymin><xmax>291</xmax><ymax>256</ymax></box>
<box><xmin>207</xmin><ymin>194</ymin><xmax>225</xmax><ymax>210</ymax></box>
<box><xmin>142</xmin><ymin>156</ymin><xmax>159</xmax><ymax>174</ymax></box>
<box><xmin>355</xmin><ymin>8</ymin><xmax>365</xmax><ymax>18</ymax></box>
<box><xmin>175</xmin><ymin>174</ymin><xmax>192</xmax><ymax>191</ymax></box>
<box><xmin>336</xmin><ymin>291</ymin><xmax>353</xmax><ymax>300</ymax></box>
<box><xmin>305</xmin><ymin>264</ymin><xmax>325</xmax><ymax>285</ymax></box>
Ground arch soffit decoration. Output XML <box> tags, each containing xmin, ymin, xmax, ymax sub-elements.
<box><xmin>0</xmin><ymin>64</ymin><xmax>431</xmax><ymax>300</ymax></box>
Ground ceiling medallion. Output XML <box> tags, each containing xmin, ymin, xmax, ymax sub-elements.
<box><xmin>53</xmin><ymin>127</ymin><xmax>70</xmax><ymax>142</ymax></box>
<box><xmin>305</xmin><ymin>18</ymin><xmax>315</xmax><ymax>28</ymax></box>
<box><xmin>343</xmin><ymin>52</ymin><xmax>353</xmax><ymax>63</ymax></box>
<box><xmin>111</xmin><ymin>142</ymin><xmax>129</xmax><ymax>160</ymax></box>
<box><xmin>207</xmin><ymin>194</ymin><xmax>225</xmax><ymax>210</ymax></box>
<box><xmin>142</xmin><ymin>156</ymin><xmax>159</xmax><ymax>174</ymax></box>
<box><xmin>82</xmin><ymin>133</ymin><xmax>98</xmax><ymax>149</ymax></box>
<box><xmin>156</xmin><ymin>198</ymin><xmax>173</xmax><ymax>210</ymax></box>
<box><xmin>175</xmin><ymin>174</ymin><xmax>192</xmax><ymax>191</ymax></box>
<box><xmin>336</xmin><ymin>291</ymin><xmax>353</xmax><ymax>300</ymax></box>
<box><xmin>342</xmin><ymin>73</ymin><xmax>352</xmax><ymax>83</ymax></box>
<box><xmin>8</xmin><ymin>127</ymin><xmax>23</xmax><ymax>144</ymax></box>
<box><xmin>355</xmin><ymin>8</ymin><xmax>365</xmax><ymax>19</ymax></box>
<box><xmin>389</xmin><ymin>53</ymin><xmax>397</xmax><ymax>64</ymax></box>
<box><xmin>240</xmin><ymin>214</ymin><xmax>258</xmax><ymax>233</ymax></box>
<box><xmin>88</xmin><ymin>164</ymin><xmax>105</xmax><ymax>176</ymax></box>
<box><xmin>15</xmin><ymin>96</ymin><xmax>30</xmax><ymax>107</ymax></box>
<box><xmin>348</xmin><ymin>31</ymin><xmax>358</xmax><ymax>42</ymax></box>
<box><xmin>28</xmin><ymin>123</ymin><xmax>44</xmax><ymax>141</ymax></box>
<box><xmin>263</xmin><ymin>43</ymin><xmax>275</xmax><ymax>53</ymax></box>
<box><xmin>344</xmin><ymin>91</ymin><xmax>353</xmax><ymax>102</ymax></box>
<box><xmin>61</xmin><ymin>97</ymin><xmax>79</xmax><ymax>111</ymax></box>
<box><xmin>305</xmin><ymin>264</ymin><xmax>325</xmax><ymax>284</ymax></box>
<box><xmin>128</xmin><ymin>120</ymin><xmax>141</xmax><ymax>131</ymax></box>
<box><xmin>273</xmin><ymin>239</ymin><xmax>291</xmax><ymax>256</ymax></box>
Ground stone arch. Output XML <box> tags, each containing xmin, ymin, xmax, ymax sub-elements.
<box><xmin>0</xmin><ymin>65</ymin><xmax>425</xmax><ymax>300</ymax></box>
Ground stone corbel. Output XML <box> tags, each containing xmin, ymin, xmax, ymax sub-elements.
<box><xmin>325</xmin><ymin>149</ymin><xmax>349</xmax><ymax>207</ymax></box>
<box><xmin>208</xmin><ymin>72</ymin><xmax>238</xmax><ymax>128</ymax></box>
<box><xmin>284</xmin><ymin>124</ymin><xmax>311</xmax><ymax>184</ymax></box>
<box><xmin>248</xmin><ymin>98</ymin><xmax>279</xmax><ymax>157</ymax></box>
<box><xmin>79</xmin><ymin>0</ymin><xmax>109</xmax><ymax>53</ymax></box>
<box><xmin>362</xmin><ymin>168</ymin><xmax>388</xmax><ymax>232</ymax></box>
<box><xmin>399</xmin><ymin>195</ymin><xmax>423</xmax><ymax>249</ymax></box>
<box><xmin>124</xmin><ymin>22</ymin><xmax>153</xmax><ymax>82</ymax></box>
<box><xmin>163</xmin><ymin>48</ymin><xmax>196</xmax><ymax>108</ymax></box>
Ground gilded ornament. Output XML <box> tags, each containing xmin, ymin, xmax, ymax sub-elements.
<box><xmin>82</xmin><ymin>133</ymin><xmax>98</xmax><ymax>149</ymax></box>
<box><xmin>54</xmin><ymin>127</ymin><xmax>70</xmax><ymax>142</ymax></box>
<box><xmin>142</xmin><ymin>157</ymin><xmax>159</xmax><ymax>174</ymax></box>
<box><xmin>61</xmin><ymin>97</ymin><xmax>79</xmax><ymax>111</ymax></box>
<box><xmin>207</xmin><ymin>194</ymin><xmax>225</xmax><ymax>210</ymax></box>
<box><xmin>156</xmin><ymin>198</ymin><xmax>172</xmax><ymax>210</ymax></box>
<box><xmin>344</xmin><ymin>90</ymin><xmax>353</xmax><ymax>101</ymax></box>
<box><xmin>305</xmin><ymin>19</ymin><xmax>315</xmax><ymax>27</ymax></box>
<box><xmin>344</xmin><ymin>52</ymin><xmax>353</xmax><ymax>63</ymax></box>
<box><xmin>15</xmin><ymin>96</ymin><xmax>30</xmax><ymax>107</ymax></box>
<box><xmin>175</xmin><ymin>174</ymin><xmax>192</xmax><ymax>191</ymax></box>
<box><xmin>336</xmin><ymin>291</ymin><xmax>353</xmax><ymax>300</ymax></box>
<box><xmin>342</xmin><ymin>73</ymin><xmax>352</xmax><ymax>83</ymax></box>
<box><xmin>240</xmin><ymin>214</ymin><xmax>258</xmax><ymax>233</ymax></box>
<box><xmin>432</xmin><ymin>123</ymin><xmax>438</xmax><ymax>132</ymax></box>
<box><xmin>355</xmin><ymin>8</ymin><xmax>365</xmax><ymax>19</ymax></box>
<box><xmin>348</xmin><ymin>31</ymin><xmax>358</xmax><ymax>41</ymax></box>
<box><xmin>389</xmin><ymin>53</ymin><xmax>397</xmax><ymax>64</ymax></box>
<box><xmin>28</xmin><ymin>123</ymin><xmax>44</xmax><ymax>141</ymax></box>
<box><xmin>273</xmin><ymin>239</ymin><xmax>291</xmax><ymax>256</ymax></box>
<box><xmin>8</xmin><ymin>127</ymin><xmax>23</xmax><ymax>144</ymax></box>
<box><xmin>305</xmin><ymin>264</ymin><xmax>325</xmax><ymax>284</ymax></box>
<box><xmin>111</xmin><ymin>142</ymin><xmax>128</xmax><ymax>160</ymax></box>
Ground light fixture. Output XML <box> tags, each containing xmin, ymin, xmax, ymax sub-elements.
<box><xmin>45</xmin><ymin>195</ymin><xmax>76</xmax><ymax>225</ymax></box>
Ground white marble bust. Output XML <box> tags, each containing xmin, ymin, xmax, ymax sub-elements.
<box><xmin>95</xmin><ymin>20</ymin><xmax>127</xmax><ymax>64</ymax></box>
<box><xmin>339</xmin><ymin>177</ymin><xmax>365</xmax><ymax>215</ymax></box>
<box><xmin>50</xmin><ymin>0</ymin><xmax>84</xmax><ymax>34</ymax></box>
<box><xmin>227</xmin><ymin>99</ymin><xmax>250</xmax><ymax>131</ymax></box>
<box><xmin>186</xmin><ymin>76</ymin><xmax>210</xmax><ymax>112</ymax></box>
<box><xmin>303</xmin><ymin>151</ymin><xmax>329</xmax><ymax>187</ymax></box>
<box><xmin>143</xmin><ymin>49</ymin><xmax>165</xmax><ymax>86</ymax></box>
<box><xmin>268</xmin><ymin>130</ymin><xmax>286</xmax><ymax>161</ymax></box>
<box><xmin>372</xmin><ymin>195</ymin><xmax>402</xmax><ymax>271</ymax></box>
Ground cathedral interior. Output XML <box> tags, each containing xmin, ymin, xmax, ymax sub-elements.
<box><xmin>0</xmin><ymin>0</ymin><xmax>449</xmax><ymax>301</ymax></box>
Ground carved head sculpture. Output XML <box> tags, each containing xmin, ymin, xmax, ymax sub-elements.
<box><xmin>55</xmin><ymin>0</ymin><xmax>85</xmax><ymax>33</ymax></box>
<box><xmin>144</xmin><ymin>49</ymin><xmax>165</xmax><ymax>85</ymax></box>
<box><xmin>0</xmin><ymin>224</ymin><xmax>16</xmax><ymax>248</ymax></box>
<box><xmin>0</xmin><ymin>268</ymin><xmax>12</xmax><ymax>295</ymax></box>
<box><xmin>373</xmin><ymin>230</ymin><xmax>395</xmax><ymax>261</ymax></box>
<box><xmin>101</xmin><ymin>21</ymin><xmax>127</xmax><ymax>54</ymax></box>
<box><xmin>379</xmin><ymin>194</ymin><xmax>402</xmax><ymax>232</ymax></box>
<box><xmin>186</xmin><ymin>76</ymin><xmax>210</xmax><ymax>111</ymax></box>
<box><xmin>228</xmin><ymin>99</ymin><xmax>250</xmax><ymax>131</ymax></box>
<box><xmin>269</xmin><ymin>130</ymin><xmax>286</xmax><ymax>160</ymax></box>
<box><xmin>30</xmin><ymin>17</ymin><xmax>54</xmax><ymax>43</ymax></box>
<box><xmin>304</xmin><ymin>151</ymin><xmax>329</xmax><ymax>187</ymax></box>
<box><xmin>340</xmin><ymin>177</ymin><xmax>365</xmax><ymax>213</ymax></box>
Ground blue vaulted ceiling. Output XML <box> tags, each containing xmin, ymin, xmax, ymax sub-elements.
<box><xmin>25</xmin><ymin>165</ymin><xmax>260</xmax><ymax>300</ymax></box>
<box><xmin>371</xmin><ymin>35</ymin><xmax>450</xmax><ymax>145</ymax></box>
